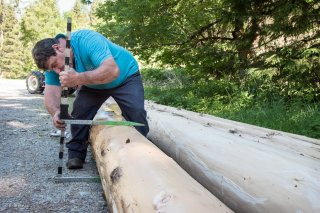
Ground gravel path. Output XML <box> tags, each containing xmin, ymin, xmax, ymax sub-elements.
<box><xmin>0</xmin><ymin>79</ymin><xmax>107</xmax><ymax>212</ymax></box>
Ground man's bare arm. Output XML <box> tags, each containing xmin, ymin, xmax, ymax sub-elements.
<box><xmin>78</xmin><ymin>57</ymin><xmax>119</xmax><ymax>85</ymax></box>
<box><xmin>44</xmin><ymin>85</ymin><xmax>61</xmax><ymax>116</ymax></box>
<box><xmin>44</xmin><ymin>85</ymin><xmax>66</xmax><ymax>129</ymax></box>
<box><xmin>59</xmin><ymin>57</ymin><xmax>119</xmax><ymax>87</ymax></box>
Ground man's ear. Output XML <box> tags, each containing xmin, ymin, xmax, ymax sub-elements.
<box><xmin>58</xmin><ymin>38</ymin><xmax>67</xmax><ymax>49</ymax></box>
<box><xmin>52</xmin><ymin>44</ymin><xmax>59</xmax><ymax>51</ymax></box>
<box><xmin>52</xmin><ymin>44</ymin><xmax>64</xmax><ymax>53</ymax></box>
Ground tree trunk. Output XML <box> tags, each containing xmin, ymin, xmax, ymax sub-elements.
<box><xmin>146</xmin><ymin>101</ymin><xmax>320</xmax><ymax>213</ymax></box>
<box><xmin>89</xmin><ymin>101</ymin><xmax>233</xmax><ymax>213</ymax></box>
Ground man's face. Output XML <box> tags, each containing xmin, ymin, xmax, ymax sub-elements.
<box><xmin>47</xmin><ymin>44</ymin><xmax>65</xmax><ymax>74</ymax></box>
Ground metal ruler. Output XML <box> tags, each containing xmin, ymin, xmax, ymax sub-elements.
<box><xmin>57</xmin><ymin>17</ymin><xmax>72</xmax><ymax>178</ymax></box>
<box><xmin>63</xmin><ymin>119</ymin><xmax>144</xmax><ymax>126</ymax></box>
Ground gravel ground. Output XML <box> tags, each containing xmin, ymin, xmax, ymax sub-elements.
<box><xmin>0</xmin><ymin>79</ymin><xmax>107</xmax><ymax>212</ymax></box>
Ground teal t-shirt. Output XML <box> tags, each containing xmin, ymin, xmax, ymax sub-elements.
<box><xmin>45</xmin><ymin>30</ymin><xmax>139</xmax><ymax>89</ymax></box>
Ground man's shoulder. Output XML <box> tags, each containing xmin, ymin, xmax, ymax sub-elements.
<box><xmin>72</xmin><ymin>29</ymin><xmax>100</xmax><ymax>37</ymax></box>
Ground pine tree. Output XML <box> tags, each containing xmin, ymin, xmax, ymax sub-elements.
<box><xmin>0</xmin><ymin>0</ymin><xmax>4</xmax><ymax>56</ymax></box>
<box><xmin>21</xmin><ymin>0</ymin><xmax>64</xmax><ymax>43</ymax></box>
<box><xmin>88</xmin><ymin>0</ymin><xmax>105</xmax><ymax>28</ymax></box>
<box><xmin>65</xmin><ymin>0</ymin><xmax>91</xmax><ymax>30</ymax></box>
<box><xmin>20</xmin><ymin>0</ymin><xmax>64</xmax><ymax>73</ymax></box>
<box><xmin>0</xmin><ymin>1</ymin><xmax>24</xmax><ymax>78</ymax></box>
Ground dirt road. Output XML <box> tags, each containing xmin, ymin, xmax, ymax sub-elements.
<box><xmin>0</xmin><ymin>79</ymin><xmax>107</xmax><ymax>212</ymax></box>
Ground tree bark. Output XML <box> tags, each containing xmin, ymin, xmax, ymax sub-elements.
<box><xmin>89</xmin><ymin>101</ymin><xmax>233</xmax><ymax>213</ymax></box>
<box><xmin>146</xmin><ymin>101</ymin><xmax>320</xmax><ymax>213</ymax></box>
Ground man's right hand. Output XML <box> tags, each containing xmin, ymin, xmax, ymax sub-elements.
<box><xmin>53</xmin><ymin>111</ymin><xmax>66</xmax><ymax>130</ymax></box>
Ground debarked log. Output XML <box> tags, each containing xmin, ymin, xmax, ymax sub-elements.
<box><xmin>89</xmin><ymin>114</ymin><xmax>233</xmax><ymax>213</ymax></box>
<box><xmin>146</xmin><ymin>101</ymin><xmax>320</xmax><ymax>213</ymax></box>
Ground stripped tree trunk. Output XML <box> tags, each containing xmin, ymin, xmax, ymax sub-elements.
<box><xmin>89</xmin><ymin>102</ymin><xmax>233</xmax><ymax>213</ymax></box>
<box><xmin>146</xmin><ymin>101</ymin><xmax>320</xmax><ymax>213</ymax></box>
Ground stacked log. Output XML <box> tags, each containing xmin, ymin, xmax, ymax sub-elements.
<box><xmin>89</xmin><ymin>103</ymin><xmax>233</xmax><ymax>213</ymax></box>
<box><xmin>146</xmin><ymin>101</ymin><xmax>320</xmax><ymax>213</ymax></box>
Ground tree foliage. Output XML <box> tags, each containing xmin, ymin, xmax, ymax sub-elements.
<box><xmin>64</xmin><ymin>0</ymin><xmax>91</xmax><ymax>30</ymax></box>
<box><xmin>0</xmin><ymin>0</ymin><xmax>24</xmax><ymax>78</ymax></box>
<box><xmin>88</xmin><ymin>0</ymin><xmax>105</xmax><ymax>27</ymax></box>
<box><xmin>21</xmin><ymin>0</ymin><xmax>64</xmax><ymax>45</ymax></box>
<box><xmin>96</xmin><ymin>0</ymin><xmax>320</xmax><ymax>100</ymax></box>
<box><xmin>0</xmin><ymin>0</ymin><xmax>98</xmax><ymax>78</ymax></box>
<box><xmin>19</xmin><ymin>0</ymin><xmax>64</xmax><ymax>75</ymax></box>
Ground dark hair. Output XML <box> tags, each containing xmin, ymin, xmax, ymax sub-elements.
<box><xmin>32</xmin><ymin>38</ymin><xmax>59</xmax><ymax>70</ymax></box>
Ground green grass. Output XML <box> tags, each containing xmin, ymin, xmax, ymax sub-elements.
<box><xmin>216</xmin><ymin>101</ymin><xmax>320</xmax><ymax>139</ymax></box>
<box><xmin>142</xmin><ymin>68</ymin><xmax>320</xmax><ymax>139</ymax></box>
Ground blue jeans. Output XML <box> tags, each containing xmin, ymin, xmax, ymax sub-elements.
<box><xmin>66</xmin><ymin>72</ymin><xmax>149</xmax><ymax>160</ymax></box>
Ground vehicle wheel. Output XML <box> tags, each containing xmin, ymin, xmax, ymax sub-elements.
<box><xmin>26</xmin><ymin>71</ymin><xmax>45</xmax><ymax>94</ymax></box>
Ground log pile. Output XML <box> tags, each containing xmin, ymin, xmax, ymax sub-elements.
<box><xmin>146</xmin><ymin>101</ymin><xmax>320</xmax><ymax>213</ymax></box>
<box><xmin>89</xmin><ymin>101</ymin><xmax>233</xmax><ymax>213</ymax></box>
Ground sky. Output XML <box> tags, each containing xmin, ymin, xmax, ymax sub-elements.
<box><xmin>18</xmin><ymin>0</ymin><xmax>76</xmax><ymax>15</ymax></box>
<box><xmin>56</xmin><ymin>0</ymin><xmax>76</xmax><ymax>14</ymax></box>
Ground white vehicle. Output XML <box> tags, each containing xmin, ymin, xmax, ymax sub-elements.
<box><xmin>26</xmin><ymin>71</ymin><xmax>76</xmax><ymax>95</ymax></box>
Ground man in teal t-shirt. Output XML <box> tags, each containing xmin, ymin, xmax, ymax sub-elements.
<box><xmin>32</xmin><ymin>30</ymin><xmax>149</xmax><ymax>169</ymax></box>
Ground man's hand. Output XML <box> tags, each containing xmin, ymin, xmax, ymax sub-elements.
<box><xmin>59</xmin><ymin>68</ymin><xmax>79</xmax><ymax>87</ymax></box>
<box><xmin>53</xmin><ymin>111</ymin><xmax>67</xmax><ymax>130</ymax></box>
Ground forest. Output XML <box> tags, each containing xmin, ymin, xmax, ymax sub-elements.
<box><xmin>0</xmin><ymin>0</ymin><xmax>319</xmax><ymax>138</ymax></box>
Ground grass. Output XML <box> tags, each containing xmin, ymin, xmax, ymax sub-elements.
<box><xmin>142</xmin><ymin>68</ymin><xmax>320</xmax><ymax>139</ymax></box>
<box><xmin>215</xmin><ymin>101</ymin><xmax>320</xmax><ymax>139</ymax></box>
